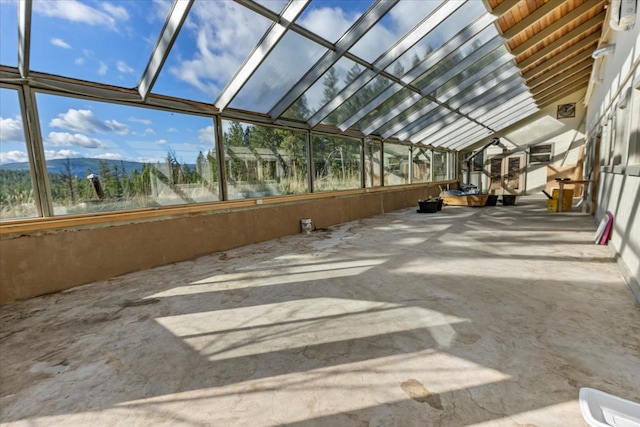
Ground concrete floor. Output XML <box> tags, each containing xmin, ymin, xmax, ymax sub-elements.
<box><xmin>1</xmin><ymin>197</ymin><xmax>639</xmax><ymax>427</ymax></box>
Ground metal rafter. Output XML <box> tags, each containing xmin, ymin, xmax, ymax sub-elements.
<box><xmin>335</xmin><ymin>14</ymin><xmax>497</xmax><ymax>131</ymax></box>
<box><xmin>138</xmin><ymin>0</ymin><xmax>193</xmax><ymax>101</ymax></box>
<box><xmin>445</xmin><ymin>100</ymin><xmax>537</xmax><ymax>149</ymax></box>
<box><xmin>380</xmin><ymin>56</ymin><xmax>518</xmax><ymax>139</ymax></box>
<box><xmin>441</xmin><ymin>97</ymin><xmax>534</xmax><ymax>148</ymax></box>
<box><xmin>307</xmin><ymin>0</ymin><xmax>477</xmax><ymax>128</ymax></box>
<box><xmin>268</xmin><ymin>0</ymin><xmax>399</xmax><ymax>119</ymax></box>
<box><xmin>17</xmin><ymin>0</ymin><xmax>31</xmax><ymax>78</ymax></box>
<box><xmin>350</xmin><ymin>35</ymin><xmax>505</xmax><ymax>135</ymax></box>
<box><xmin>411</xmin><ymin>87</ymin><xmax>531</xmax><ymax>143</ymax></box>
<box><xmin>215</xmin><ymin>0</ymin><xmax>310</xmax><ymax>110</ymax></box>
<box><xmin>424</xmin><ymin>119</ymin><xmax>480</xmax><ymax>147</ymax></box>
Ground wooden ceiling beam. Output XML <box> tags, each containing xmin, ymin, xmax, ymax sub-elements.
<box><xmin>502</xmin><ymin>1</ymin><xmax>563</xmax><ymax>39</ymax></box>
<box><xmin>517</xmin><ymin>11</ymin><xmax>605</xmax><ymax>69</ymax></box>
<box><xmin>529</xmin><ymin>59</ymin><xmax>593</xmax><ymax>92</ymax></box>
<box><xmin>535</xmin><ymin>77</ymin><xmax>590</xmax><ymax>106</ymax></box>
<box><xmin>526</xmin><ymin>52</ymin><xmax>593</xmax><ymax>88</ymax></box>
<box><xmin>533</xmin><ymin>71</ymin><xmax>592</xmax><ymax>99</ymax></box>
<box><xmin>510</xmin><ymin>1</ymin><xmax>603</xmax><ymax>56</ymax></box>
<box><xmin>487</xmin><ymin>0</ymin><xmax>517</xmax><ymax>18</ymax></box>
<box><xmin>523</xmin><ymin>33</ymin><xmax>599</xmax><ymax>80</ymax></box>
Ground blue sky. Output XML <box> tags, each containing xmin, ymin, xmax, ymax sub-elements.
<box><xmin>0</xmin><ymin>0</ymin><xmax>467</xmax><ymax>166</ymax></box>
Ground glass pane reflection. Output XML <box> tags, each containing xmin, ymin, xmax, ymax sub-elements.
<box><xmin>0</xmin><ymin>88</ymin><xmax>38</xmax><ymax>220</ymax></box>
<box><xmin>312</xmin><ymin>134</ymin><xmax>361</xmax><ymax>192</ymax></box>
<box><xmin>231</xmin><ymin>32</ymin><xmax>326</xmax><ymax>113</ymax></box>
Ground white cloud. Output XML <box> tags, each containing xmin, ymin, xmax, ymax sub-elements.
<box><xmin>0</xmin><ymin>150</ymin><xmax>29</xmax><ymax>164</ymax></box>
<box><xmin>155</xmin><ymin>139</ymin><xmax>168</xmax><ymax>145</ymax></box>
<box><xmin>46</xmin><ymin>132</ymin><xmax>105</xmax><ymax>149</ymax></box>
<box><xmin>143</xmin><ymin>128</ymin><xmax>155</xmax><ymax>136</ymax></box>
<box><xmin>167</xmin><ymin>127</ymin><xmax>178</xmax><ymax>133</ymax></box>
<box><xmin>51</xmin><ymin>38</ymin><xmax>71</xmax><ymax>49</ymax></box>
<box><xmin>44</xmin><ymin>149</ymin><xmax>81</xmax><ymax>160</ymax></box>
<box><xmin>33</xmin><ymin>0</ymin><xmax>119</xmax><ymax>30</ymax></box>
<box><xmin>101</xmin><ymin>2</ymin><xmax>129</xmax><ymax>21</ymax></box>
<box><xmin>49</xmin><ymin>109</ymin><xmax>129</xmax><ymax>137</ymax></box>
<box><xmin>168</xmin><ymin>1</ymin><xmax>272</xmax><ymax>95</ymax></box>
<box><xmin>0</xmin><ymin>117</ymin><xmax>24</xmax><ymax>142</ymax></box>
<box><xmin>105</xmin><ymin>119</ymin><xmax>128</xmax><ymax>135</ymax></box>
<box><xmin>198</xmin><ymin>125</ymin><xmax>215</xmax><ymax>144</ymax></box>
<box><xmin>94</xmin><ymin>152</ymin><xmax>126</xmax><ymax>160</ymax></box>
<box><xmin>349</xmin><ymin>22</ymin><xmax>396</xmax><ymax>62</ymax></box>
<box><xmin>116</xmin><ymin>60</ymin><xmax>134</xmax><ymax>74</ymax></box>
<box><xmin>74</xmin><ymin>57</ymin><xmax>85</xmax><ymax>65</ymax></box>
<box><xmin>150</xmin><ymin>0</ymin><xmax>172</xmax><ymax>23</ymax></box>
<box><xmin>129</xmin><ymin>117</ymin><xmax>152</xmax><ymax>125</ymax></box>
<box><xmin>298</xmin><ymin>7</ymin><xmax>358</xmax><ymax>42</ymax></box>
<box><xmin>98</xmin><ymin>61</ymin><xmax>108</xmax><ymax>75</ymax></box>
<box><xmin>50</xmin><ymin>109</ymin><xmax>110</xmax><ymax>133</ymax></box>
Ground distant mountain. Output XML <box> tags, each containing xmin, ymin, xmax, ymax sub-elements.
<box><xmin>0</xmin><ymin>158</ymin><xmax>147</xmax><ymax>177</ymax></box>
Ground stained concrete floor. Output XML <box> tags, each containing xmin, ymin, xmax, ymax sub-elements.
<box><xmin>1</xmin><ymin>197</ymin><xmax>639</xmax><ymax>427</ymax></box>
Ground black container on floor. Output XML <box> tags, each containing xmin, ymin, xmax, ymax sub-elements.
<box><xmin>417</xmin><ymin>200</ymin><xmax>439</xmax><ymax>213</ymax></box>
<box><xmin>485</xmin><ymin>195</ymin><xmax>498</xmax><ymax>206</ymax></box>
<box><xmin>502</xmin><ymin>195</ymin><xmax>517</xmax><ymax>205</ymax></box>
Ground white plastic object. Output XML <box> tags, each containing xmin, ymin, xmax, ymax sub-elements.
<box><xmin>610</xmin><ymin>0</ymin><xmax>637</xmax><ymax>31</ymax></box>
<box><xmin>579</xmin><ymin>388</ymin><xmax>640</xmax><ymax>427</ymax></box>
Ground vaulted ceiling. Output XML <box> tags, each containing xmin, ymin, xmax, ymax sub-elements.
<box><xmin>489</xmin><ymin>0</ymin><xmax>606</xmax><ymax>111</ymax></box>
<box><xmin>0</xmin><ymin>0</ymin><xmax>608</xmax><ymax>151</ymax></box>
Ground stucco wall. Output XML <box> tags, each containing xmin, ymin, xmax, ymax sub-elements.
<box><xmin>586</xmin><ymin>24</ymin><xmax>640</xmax><ymax>302</ymax></box>
<box><xmin>0</xmin><ymin>184</ymin><xmax>443</xmax><ymax>303</ymax></box>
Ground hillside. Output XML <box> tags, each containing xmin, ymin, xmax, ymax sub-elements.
<box><xmin>0</xmin><ymin>158</ymin><xmax>147</xmax><ymax>177</ymax></box>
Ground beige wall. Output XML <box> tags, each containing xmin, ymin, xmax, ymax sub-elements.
<box><xmin>0</xmin><ymin>184</ymin><xmax>444</xmax><ymax>304</ymax></box>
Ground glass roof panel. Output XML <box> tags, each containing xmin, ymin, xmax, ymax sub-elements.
<box><xmin>231</xmin><ymin>31</ymin><xmax>327</xmax><ymax>113</ymax></box>
<box><xmin>419</xmin><ymin>116</ymin><xmax>475</xmax><ymax>145</ymax></box>
<box><xmin>446</xmin><ymin>72</ymin><xmax>522</xmax><ymax>114</ymax></box>
<box><xmin>490</xmin><ymin>108</ymin><xmax>538</xmax><ymax>132</ymax></box>
<box><xmin>457</xmin><ymin>76</ymin><xmax>525</xmax><ymax>115</ymax></box>
<box><xmin>282</xmin><ymin>56</ymin><xmax>359</xmax><ymax>122</ymax></box>
<box><xmin>434</xmin><ymin>47</ymin><xmax>514</xmax><ymax>99</ymax></box>
<box><xmin>253</xmin><ymin>0</ymin><xmax>288</xmax><ymax>15</ymax></box>
<box><xmin>0</xmin><ymin>1</ymin><xmax>17</xmax><ymax>67</ymax></box>
<box><xmin>375</xmin><ymin>98</ymin><xmax>437</xmax><ymax>137</ymax></box>
<box><xmin>434</xmin><ymin>58</ymin><xmax>516</xmax><ymax>101</ymax></box>
<box><xmin>484</xmin><ymin>101</ymin><xmax>538</xmax><ymax>128</ymax></box>
<box><xmin>152</xmin><ymin>0</ymin><xmax>272</xmax><ymax>104</ymax></box>
<box><xmin>348</xmin><ymin>0</ymin><xmax>440</xmax><ymax>63</ymax></box>
<box><xmin>467</xmin><ymin>87</ymin><xmax>530</xmax><ymax>120</ymax></box>
<box><xmin>469</xmin><ymin>93</ymin><xmax>534</xmax><ymax>124</ymax></box>
<box><xmin>296</xmin><ymin>0</ymin><xmax>373</xmax><ymax>43</ymax></box>
<box><xmin>411</xmin><ymin>26</ymin><xmax>499</xmax><ymax>90</ymax></box>
<box><xmin>384</xmin><ymin>1</ymin><xmax>486</xmax><ymax>78</ymax></box>
<box><xmin>322</xmin><ymin>69</ymin><xmax>395</xmax><ymax>128</ymax></box>
<box><xmin>400</xmin><ymin>109</ymin><xmax>456</xmax><ymax>141</ymax></box>
<box><xmin>30</xmin><ymin>0</ymin><xmax>164</xmax><ymax>87</ymax></box>
<box><xmin>430</xmin><ymin>122</ymin><xmax>485</xmax><ymax>147</ymax></box>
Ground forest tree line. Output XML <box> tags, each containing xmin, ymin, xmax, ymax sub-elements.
<box><xmin>2</xmin><ymin>53</ymin><xmax>466</xmax><ymax>213</ymax></box>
